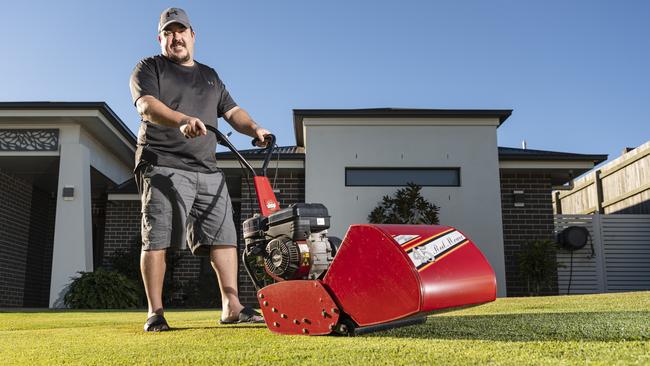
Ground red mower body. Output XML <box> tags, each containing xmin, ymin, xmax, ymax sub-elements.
<box><xmin>206</xmin><ymin>130</ymin><xmax>497</xmax><ymax>336</ymax></box>
<box><xmin>257</xmin><ymin>223</ymin><xmax>496</xmax><ymax>335</ymax></box>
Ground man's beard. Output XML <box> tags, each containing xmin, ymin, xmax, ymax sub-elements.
<box><xmin>167</xmin><ymin>51</ymin><xmax>191</xmax><ymax>64</ymax></box>
<box><xmin>167</xmin><ymin>43</ymin><xmax>191</xmax><ymax>64</ymax></box>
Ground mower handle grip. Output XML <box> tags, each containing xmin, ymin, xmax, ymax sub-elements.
<box><xmin>205</xmin><ymin>125</ymin><xmax>256</xmax><ymax>176</ymax></box>
<box><xmin>204</xmin><ymin>125</ymin><xmax>276</xmax><ymax>177</ymax></box>
<box><xmin>251</xmin><ymin>134</ymin><xmax>276</xmax><ymax>148</ymax></box>
<box><xmin>252</xmin><ymin>134</ymin><xmax>276</xmax><ymax>177</ymax></box>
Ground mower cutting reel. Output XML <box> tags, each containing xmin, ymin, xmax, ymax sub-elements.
<box><xmin>211</xmin><ymin>127</ymin><xmax>497</xmax><ymax>336</ymax></box>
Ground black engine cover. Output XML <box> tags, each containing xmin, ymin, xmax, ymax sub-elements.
<box><xmin>266</xmin><ymin>203</ymin><xmax>330</xmax><ymax>240</ymax></box>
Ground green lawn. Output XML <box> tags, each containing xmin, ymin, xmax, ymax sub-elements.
<box><xmin>1</xmin><ymin>291</ymin><xmax>649</xmax><ymax>365</ymax></box>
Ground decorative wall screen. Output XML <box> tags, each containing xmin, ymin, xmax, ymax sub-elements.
<box><xmin>0</xmin><ymin>129</ymin><xmax>59</xmax><ymax>151</ymax></box>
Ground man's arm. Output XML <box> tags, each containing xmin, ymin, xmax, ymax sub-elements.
<box><xmin>223</xmin><ymin>106</ymin><xmax>271</xmax><ymax>146</ymax></box>
<box><xmin>135</xmin><ymin>95</ymin><xmax>207</xmax><ymax>138</ymax></box>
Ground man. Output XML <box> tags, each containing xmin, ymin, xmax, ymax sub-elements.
<box><xmin>129</xmin><ymin>7</ymin><xmax>269</xmax><ymax>331</ymax></box>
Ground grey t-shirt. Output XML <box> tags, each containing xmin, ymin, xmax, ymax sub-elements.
<box><xmin>129</xmin><ymin>55</ymin><xmax>237</xmax><ymax>172</ymax></box>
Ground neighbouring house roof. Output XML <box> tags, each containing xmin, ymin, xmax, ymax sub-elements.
<box><xmin>0</xmin><ymin>101</ymin><xmax>137</xmax><ymax>145</ymax></box>
<box><xmin>215</xmin><ymin>145</ymin><xmax>305</xmax><ymax>160</ymax></box>
<box><xmin>293</xmin><ymin>108</ymin><xmax>513</xmax><ymax>147</ymax></box>
<box><xmin>498</xmin><ymin>147</ymin><xmax>608</xmax><ymax>186</ymax></box>
<box><xmin>498</xmin><ymin>147</ymin><xmax>607</xmax><ymax>163</ymax></box>
<box><xmin>217</xmin><ymin>145</ymin><xmax>607</xmax><ymax>163</ymax></box>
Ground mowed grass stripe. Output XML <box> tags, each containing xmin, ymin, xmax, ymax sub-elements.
<box><xmin>1</xmin><ymin>291</ymin><xmax>649</xmax><ymax>365</ymax></box>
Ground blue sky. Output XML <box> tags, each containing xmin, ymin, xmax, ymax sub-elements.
<box><xmin>2</xmin><ymin>0</ymin><xmax>648</xmax><ymax>162</ymax></box>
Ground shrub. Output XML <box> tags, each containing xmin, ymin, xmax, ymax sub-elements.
<box><xmin>64</xmin><ymin>268</ymin><xmax>140</xmax><ymax>309</ymax></box>
<box><xmin>109</xmin><ymin>234</ymin><xmax>221</xmax><ymax>308</ymax></box>
<box><xmin>517</xmin><ymin>239</ymin><xmax>560</xmax><ymax>296</ymax></box>
<box><xmin>368</xmin><ymin>182</ymin><xmax>440</xmax><ymax>225</ymax></box>
<box><xmin>110</xmin><ymin>234</ymin><xmax>182</xmax><ymax>307</ymax></box>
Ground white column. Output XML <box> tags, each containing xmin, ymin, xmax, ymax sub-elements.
<box><xmin>49</xmin><ymin>130</ymin><xmax>93</xmax><ymax>308</ymax></box>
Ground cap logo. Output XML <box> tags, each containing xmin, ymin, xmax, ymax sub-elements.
<box><xmin>167</xmin><ymin>10</ymin><xmax>178</xmax><ymax>17</ymax></box>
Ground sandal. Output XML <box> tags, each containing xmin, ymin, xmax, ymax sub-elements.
<box><xmin>144</xmin><ymin>314</ymin><xmax>170</xmax><ymax>332</ymax></box>
<box><xmin>220</xmin><ymin>306</ymin><xmax>264</xmax><ymax>324</ymax></box>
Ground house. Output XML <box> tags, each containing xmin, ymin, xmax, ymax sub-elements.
<box><xmin>0</xmin><ymin>103</ymin><xmax>606</xmax><ymax>307</ymax></box>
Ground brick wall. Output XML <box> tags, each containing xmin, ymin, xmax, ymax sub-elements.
<box><xmin>0</xmin><ymin>170</ymin><xmax>56</xmax><ymax>307</ymax></box>
<box><xmin>22</xmin><ymin>188</ymin><xmax>56</xmax><ymax>307</ymax></box>
<box><xmin>102</xmin><ymin>198</ymin><xmax>211</xmax><ymax>305</ymax></box>
<box><xmin>0</xmin><ymin>169</ymin><xmax>32</xmax><ymax>307</ymax></box>
<box><xmin>500</xmin><ymin>172</ymin><xmax>558</xmax><ymax>296</ymax></box>
<box><xmin>238</xmin><ymin>170</ymin><xmax>305</xmax><ymax>306</ymax></box>
<box><xmin>92</xmin><ymin>198</ymin><xmax>107</xmax><ymax>269</ymax></box>
<box><xmin>102</xmin><ymin>200</ymin><xmax>141</xmax><ymax>265</ymax></box>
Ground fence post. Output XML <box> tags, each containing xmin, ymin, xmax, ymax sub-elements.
<box><xmin>554</xmin><ymin>191</ymin><xmax>562</xmax><ymax>214</ymax></box>
<box><xmin>595</xmin><ymin>170</ymin><xmax>605</xmax><ymax>214</ymax></box>
<box><xmin>591</xmin><ymin>213</ymin><xmax>607</xmax><ymax>293</ymax></box>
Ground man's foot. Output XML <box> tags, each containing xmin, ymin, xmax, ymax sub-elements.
<box><xmin>219</xmin><ymin>306</ymin><xmax>264</xmax><ymax>324</ymax></box>
<box><xmin>144</xmin><ymin>314</ymin><xmax>170</xmax><ymax>332</ymax></box>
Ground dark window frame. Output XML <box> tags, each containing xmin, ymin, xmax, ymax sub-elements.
<box><xmin>345</xmin><ymin>167</ymin><xmax>461</xmax><ymax>187</ymax></box>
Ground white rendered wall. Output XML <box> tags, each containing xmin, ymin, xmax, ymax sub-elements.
<box><xmin>304</xmin><ymin>118</ymin><xmax>507</xmax><ymax>297</ymax></box>
<box><xmin>49</xmin><ymin>122</ymin><xmax>133</xmax><ymax>307</ymax></box>
<box><xmin>80</xmin><ymin>128</ymin><xmax>132</xmax><ymax>183</ymax></box>
<box><xmin>49</xmin><ymin>125</ymin><xmax>94</xmax><ymax>307</ymax></box>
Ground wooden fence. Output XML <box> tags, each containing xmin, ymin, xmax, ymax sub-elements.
<box><xmin>555</xmin><ymin>214</ymin><xmax>650</xmax><ymax>294</ymax></box>
<box><xmin>553</xmin><ymin>141</ymin><xmax>650</xmax><ymax>215</ymax></box>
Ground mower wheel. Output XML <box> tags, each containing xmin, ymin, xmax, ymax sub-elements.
<box><xmin>332</xmin><ymin>317</ymin><xmax>357</xmax><ymax>336</ymax></box>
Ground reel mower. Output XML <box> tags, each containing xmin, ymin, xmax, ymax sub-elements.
<box><xmin>210</xmin><ymin>126</ymin><xmax>496</xmax><ymax>336</ymax></box>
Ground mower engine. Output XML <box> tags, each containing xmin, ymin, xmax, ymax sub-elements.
<box><xmin>242</xmin><ymin>203</ymin><xmax>338</xmax><ymax>284</ymax></box>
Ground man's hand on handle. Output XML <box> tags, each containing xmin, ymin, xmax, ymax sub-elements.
<box><xmin>254</xmin><ymin>126</ymin><xmax>272</xmax><ymax>147</ymax></box>
<box><xmin>180</xmin><ymin>117</ymin><xmax>207</xmax><ymax>138</ymax></box>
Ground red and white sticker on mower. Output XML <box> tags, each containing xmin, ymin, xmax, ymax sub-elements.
<box><xmin>406</xmin><ymin>230</ymin><xmax>468</xmax><ymax>269</ymax></box>
<box><xmin>393</xmin><ymin>234</ymin><xmax>420</xmax><ymax>245</ymax></box>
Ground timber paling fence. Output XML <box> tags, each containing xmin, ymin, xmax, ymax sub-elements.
<box><xmin>553</xmin><ymin>141</ymin><xmax>650</xmax><ymax>215</ymax></box>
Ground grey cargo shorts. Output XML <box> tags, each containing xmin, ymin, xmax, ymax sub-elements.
<box><xmin>135</xmin><ymin>164</ymin><xmax>237</xmax><ymax>256</ymax></box>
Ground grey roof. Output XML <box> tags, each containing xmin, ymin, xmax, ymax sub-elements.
<box><xmin>498</xmin><ymin>147</ymin><xmax>607</xmax><ymax>163</ymax></box>
<box><xmin>0</xmin><ymin>101</ymin><xmax>137</xmax><ymax>145</ymax></box>
<box><xmin>293</xmin><ymin>108</ymin><xmax>513</xmax><ymax>147</ymax></box>
<box><xmin>216</xmin><ymin>145</ymin><xmax>305</xmax><ymax>160</ymax></box>
<box><xmin>216</xmin><ymin>145</ymin><xmax>606</xmax><ymax>163</ymax></box>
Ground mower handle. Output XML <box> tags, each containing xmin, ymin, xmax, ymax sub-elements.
<box><xmin>205</xmin><ymin>125</ymin><xmax>275</xmax><ymax>177</ymax></box>
<box><xmin>252</xmin><ymin>134</ymin><xmax>276</xmax><ymax>177</ymax></box>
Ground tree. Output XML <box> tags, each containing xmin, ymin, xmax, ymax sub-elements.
<box><xmin>368</xmin><ymin>183</ymin><xmax>440</xmax><ymax>225</ymax></box>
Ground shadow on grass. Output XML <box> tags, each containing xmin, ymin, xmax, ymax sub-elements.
<box><xmin>171</xmin><ymin>325</ymin><xmax>267</xmax><ymax>331</ymax></box>
<box><xmin>367</xmin><ymin>311</ymin><xmax>650</xmax><ymax>342</ymax></box>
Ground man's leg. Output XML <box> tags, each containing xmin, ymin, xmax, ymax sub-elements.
<box><xmin>194</xmin><ymin>170</ymin><xmax>261</xmax><ymax>322</ymax></box>
<box><xmin>137</xmin><ymin>165</ymin><xmax>196</xmax><ymax>331</ymax></box>
<box><xmin>210</xmin><ymin>245</ymin><xmax>244</xmax><ymax>321</ymax></box>
<box><xmin>141</xmin><ymin>249</ymin><xmax>166</xmax><ymax>317</ymax></box>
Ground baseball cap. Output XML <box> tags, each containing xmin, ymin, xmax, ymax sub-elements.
<box><xmin>158</xmin><ymin>7</ymin><xmax>192</xmax><ymax>33</ymax></box>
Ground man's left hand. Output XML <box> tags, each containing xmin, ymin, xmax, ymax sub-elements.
<box><xmin>254</xmin><ymin>127</ymin><xmax>272</xmax><ymax>147</ymax></box>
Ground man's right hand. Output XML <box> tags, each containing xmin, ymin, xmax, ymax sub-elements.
<box><xmin>179</xmin><ymin>117</ymin><xmax>207</xmax><ymax>138</ymax></box>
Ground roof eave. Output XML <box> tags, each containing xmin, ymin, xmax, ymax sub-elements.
<box><xmin>293</xmin><ymin>108</ymin><xmax>513</xmax><ymax>147</ymax></box>
<box><xmin>0</xmin><ymin>101</ymin><xmax>137</xmax><ymax>145</ymax></box>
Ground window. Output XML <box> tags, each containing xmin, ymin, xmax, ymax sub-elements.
<box><xmin>345</xmin><ymin>168</ymin><xmax>460</xmax><ymax>187</ymax></box>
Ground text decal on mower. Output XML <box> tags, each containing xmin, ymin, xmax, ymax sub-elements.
<box><xmin>406</xmin><ymin>230</ymin><xmax>468</xmax><ymax>270</ymax></box>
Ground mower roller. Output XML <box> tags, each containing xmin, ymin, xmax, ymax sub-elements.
<box><xmin>210</xmin><ymin>126</ymin><xmax>496</xmax><ymax>336</ymax></box>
